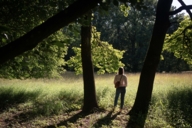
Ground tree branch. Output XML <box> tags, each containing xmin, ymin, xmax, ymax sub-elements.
<box><xmin>169</xmin><ymin>5</ymin><xmax>192</xmax><ymax>16</ymax></box>
<box><xmin>169</xmin><ymin>0</ymin><xmax>192</xmax><ymax>19</ymax></box>
<box><xmin>178</xmin><ymin>0</ymin><xmax>192</xmax><ymax>19</ymax></box>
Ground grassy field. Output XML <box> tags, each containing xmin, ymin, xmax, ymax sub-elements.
<box><xmin>0</xmin><ymin>72</ymin><xmax>192</xmax><ymax>128</ymax></box>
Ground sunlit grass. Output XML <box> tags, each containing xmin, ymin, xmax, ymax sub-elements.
<box><xmin>0</xmin><ymin>72</ymin><xmax>192</xmax><ymax>127</ymax></box>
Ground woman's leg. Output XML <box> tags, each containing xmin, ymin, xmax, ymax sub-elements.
<box><xmin>114</xmin><ymin>88</ymin><xmax>121</xmax><ymax>107</ymax></box>
<box><xmin>120</xmin><ymin>88</ymin><xmax>126</xmax><ymax>109</ymax></box>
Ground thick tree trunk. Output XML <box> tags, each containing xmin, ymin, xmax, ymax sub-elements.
<box><xmin>0</xmin><ymin>0</ymin><xmax>101</xmax><ymax>65</ymax></box>
<box><xmin>129</xmin><ymin>0</ymin><xmax>172</xmax><ymax>117</ymax></box>
<box><xmin>81</xmin><ymin>25</ymin><xmax>99</xmax><ymax>113</ymax></box>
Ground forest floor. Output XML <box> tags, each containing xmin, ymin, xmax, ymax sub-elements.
<box><xmin>0</xmin><ymin>107</ymin><xmax>131</xmax><ymax>128</ymax></box>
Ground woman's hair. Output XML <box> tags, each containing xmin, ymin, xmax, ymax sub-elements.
<box><xmin>118</xmin><ymin>67</ymin><xmax>124</xmax><ymax>75</ymax></box>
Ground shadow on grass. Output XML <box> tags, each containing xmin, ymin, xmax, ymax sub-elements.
<box><xmin>45</xmin><ymin>110</ymin><xmax>87</xmax><ymax>128</ymax></box>
<box><xmin>126</xmin><ymin>111</ymin><xmax>147</xmax><ymax>128</ymax></box>
<box><xmin>92</xmin><ymin>110</ymin><xmax>120</xmax><ymax>127</ymax></box>
<box><xmin>166</xmin><ymin>88</ymin><xmax>192</xmax><ymax>127</ymax></box>
<box><xmin>4</xmin><ymin>111</ymin><xmax>39</xmax><ymax>126</ymax></box>
<box><xmin>0</xmin><ymin>87</ymin><xmax>41</xmax><ymax>111</ymax></box>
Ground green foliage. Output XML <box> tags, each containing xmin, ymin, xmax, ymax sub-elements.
<box><xmin>119</xmin><ymin>4</ymin><xmax>131</xmax><ymax>17</ymax></box>
<box><xmin>100</xmin><ymin>0</ymin><xmax>145</xmax><ymax>10</ymax></box>
<box><xmin>98</xmin><ymin>0</ymin><xmax>144</xmax><ymax>18</ymax></box>
<box><xmin>158</xmin><ymin>51</ymin><xmax>190</xmax><ymax>72</ymax></box>
<box><xmin>0</xmin><ymin>31</ymin><xmax>68</xmax><ymax>78</ymax></box>
<box><xmin>0</xmin><ymin>0</ymin><xmax>70</xmax><ymax>78</ymax></box>
<box><xmin>164</xmin><ymin>16</ymin><xmax>192</xmax><ymax>65</ymax></box>
<box><xmin>67</xmin><ymin>26</ymin><xmax>125</xmax><ymax>74</ymax></box>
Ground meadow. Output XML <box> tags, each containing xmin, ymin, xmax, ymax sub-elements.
<box><xmin>0</xmin><ymin>72</ymin><xmax>192</xmax><ymax>128</ymax></box>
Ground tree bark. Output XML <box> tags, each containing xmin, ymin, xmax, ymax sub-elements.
<box><xmin>129</xmin><ymin>0</ymin><xmax>172</xmax><ymax>115</ymax></box>
<box><xmin>0</xmin><ymin>0</ymin><xmax>101</xmax><ymax>65</ymax></box>
<box><xmin>81</xmin><ymin>25</ymin><xmax>99</xmax><ymax>113</ymax></box>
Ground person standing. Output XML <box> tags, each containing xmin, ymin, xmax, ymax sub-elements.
<box><xmin>113</xmin><ymin>67</ymin><xmax>128</xmax><ymax>112</ymax></box>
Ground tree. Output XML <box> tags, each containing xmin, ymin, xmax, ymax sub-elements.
<box><xmin>80</xmin><ymin>11</ymin><xmax>99</xmax><ymax>112</ymax></box>
<box><xmin>128</xmin><ymin>0</ymin><xmax>192</xmax><ymax>127</ymax></box>
<box><xmin>130</xmin><ymin>0</ymin><xmax>172</xmax><ymax>114</ymax></box>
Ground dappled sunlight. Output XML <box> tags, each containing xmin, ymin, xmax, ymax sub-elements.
<box><xmin>0</xmin><ymin>73</ymin><xmax>192</xmax><ymax>127</ymax></box>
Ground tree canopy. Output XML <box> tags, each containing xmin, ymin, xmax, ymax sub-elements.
<box><xmin>164</xmin><ymin>16</ymin><xmax>192</xmax><ymax>65</ymax></box>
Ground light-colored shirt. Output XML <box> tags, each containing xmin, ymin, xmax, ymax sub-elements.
<box><xmin>114</xmin><ymin>74</ymin><xmax>128</xmax><ymax>87</ymax></box>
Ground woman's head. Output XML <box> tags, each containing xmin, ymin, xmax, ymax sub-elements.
<box><xmin>118</xmin><ymin>67</ymin><xmax>124</xmax><ymax>75</ymax></box>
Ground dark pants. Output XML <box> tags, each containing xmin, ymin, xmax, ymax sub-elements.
<box><xmin>114</xmin><ymin>87</ymin><xmax>126</xmax><ymax>109</ymax></box>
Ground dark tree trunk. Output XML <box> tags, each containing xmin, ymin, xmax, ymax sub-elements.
<box><xmin>0</xmin><ymin>0</ymin><xmax>101</xmax><ymax>65</ymax></box>
<box><xmin>128</xmin><ymin>0</ymin><xmax>172</xmax><ymax>127</ymax></box>
<box><xmin>81</xmin><ymin>24</ymin><xmax>99</xmax><ymax>113</ymax></box>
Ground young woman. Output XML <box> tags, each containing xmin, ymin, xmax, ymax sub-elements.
<box><xmin>113</xmin><ymin>67</ymin><xmax>128</xmax><ymax>112</ymax></box>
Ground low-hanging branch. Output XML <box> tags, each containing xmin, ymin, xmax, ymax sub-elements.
<box><xmin>0</xmin><ymin>0</ymin><xmax>101</xmax><ymax>65</ymax></box>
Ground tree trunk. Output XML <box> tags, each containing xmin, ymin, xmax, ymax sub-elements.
<box><xmin>129</xmin><ymin>0</ymin><xmax>172</xmax><ymax>116</ymax></box>
<box><xmin>0</xmin><ymin>0</ymin><xmax>101</xmax><ymax>65</ymax></box>
<box><xmin>81</xmin><ymin>24</ymin><xmax>99</xmax><ymax>113</ymax></box>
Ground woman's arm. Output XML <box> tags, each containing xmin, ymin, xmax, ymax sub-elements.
<box><xmin>124</xmin><ymin>75</ymin><xmax>128</xmax><ymax>87</ymax></box>
<box><xmin>114</xmin><ymin>75</ymin><xmax>117</xmax><ymax>84</ymax></box>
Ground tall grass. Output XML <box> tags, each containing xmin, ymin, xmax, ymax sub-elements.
<box><xmin>0</xmin><ymin>72</ymin><xmax>192</xmax><ymax>127</ymax></box>
<box><xmin>148</xmin><ymin>73</ymin><xmax>192</xmax><ymax>127</ymax></box>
